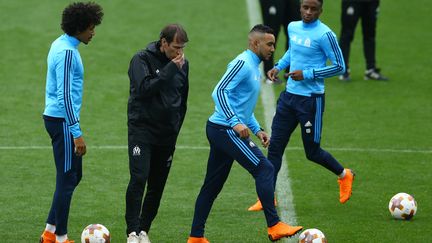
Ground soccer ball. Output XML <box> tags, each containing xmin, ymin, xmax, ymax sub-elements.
<box><xmin>388</xmin><ymin>192</ymin><xmax>417</xmax><ymax>220</ymax></box>
<box><xmin>81</xmin><ymin>224</ymin><xmax>110</xmax><ymax>243</ymax></box>
<box><xmin>298</xmin><ymin>228</ymin><xmax>327</xmax><ymax>243</ymax></box>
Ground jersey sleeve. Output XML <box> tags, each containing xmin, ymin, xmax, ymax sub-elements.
<box><xmin>128</xmin><ymin>52</ymin><xmax>178</xmax><ymax>98</ymax></box>
<box><xmin>55</xmin><ymin>49</ymin><xmax>82</xmax><ymax>138</ymax></box>
<box><xmin>275</xmin><ymin>24</ymin><xmax>292</xmax><ymax>71</ymax></box>
<box><xmin>211</xmin><ymin>59</ymin><xmax>246</xmax><ymax>128</ymax></box>
<box><xmin>246</xmin><ymin>113</ymin><xmax>261</xmax><ymax>135</ymax></box>
<box><xmin>304</xmin><ymin>31</ymin><xmax>346</xmax><ymax>80</ymax></box>
<box><xmin>274</xmin><ymin>47</ymin><xmax>291</xmax><ymax>72</ymax></box>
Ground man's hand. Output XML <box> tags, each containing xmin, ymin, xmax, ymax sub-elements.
<box><xmin>74</xmin><ymin>136</ymin><xmax>86</xmax><ymax>156</ymax></box>
<box><xmin>256</xmin><ymin>130</ymin><xmax>270</xmax><ymax>148</ymax></box>
<box><xmin>266</xmin><ymin>68</ymin><xmax>280</xmax><ymax>82</ymax></box>
<box><xmin>233</xmin><ymin>124</ymin><xmax>250</xmax><ymax>138</ymax></box>
<box><xmin>172</xmin><ymin>53</ymin><xmax>185</xmax><ymax>69</ymax></box>
<box><xmin>287</xmin><ymin>70</ymin><xmax>304</xmax><ymax>81</ymax></box>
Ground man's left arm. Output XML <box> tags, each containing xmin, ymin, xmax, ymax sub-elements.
<box><xmin>246</xmin><ymin>113</ymin><xmax>261</xmax><ymax>135</ymax></box>
<box><xmin>303</xmin><ymin>31</ymin><xmax>346</xmax><ymax>80</ymax></box>
<box><xmin>247</xmin><ymin>114</ymin><xmax>269</xmax><ymax>148</ymax></box>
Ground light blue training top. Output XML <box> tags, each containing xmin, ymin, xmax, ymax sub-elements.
<box><xmin>275</xmin><ymin>19</ymin><xmax>345</xmax><ymax>96</ymax></box>
<box><xmin>43</xmin><ymin>34</ymin><xmax>84</xmax><ymax>138</ymax></box>
<box><xmin>209</xmin><ymin>49</ymin><xmax>262</xmax><ymax>134</ymax></box>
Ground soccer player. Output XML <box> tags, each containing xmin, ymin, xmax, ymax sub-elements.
<box><xmin>187</xmin><ymin>24</ymin><xmax>302</xmax><ymax>243</ymax></box>
<box><xmin>125</xmin><ymin>24</ymin><xmax>189</xmax><ymax>243</ymax></box>
<box><xmin>248</xmin><ymin>0</ymin><xmax>355</xmax><ymax>211</ymax></box>
<box><xmin>40</xmin><ymin>2</ymin><xmax>103</xmax><ymax>243</ymax></box>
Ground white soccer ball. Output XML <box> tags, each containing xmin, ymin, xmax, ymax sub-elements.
<box><xmin>81</xmin><ymin>224</ymin><xmax>111</xmax><ymax>243</ymax></box>
<box><xmin>388</xmin><ymin>192</ymin><xmax>417</xmax><ymax>220</ymax></box>
<box><xmin>298</xmin><ymin>228</ymin><xmax>327</xmax><ymax>243</ymax></box>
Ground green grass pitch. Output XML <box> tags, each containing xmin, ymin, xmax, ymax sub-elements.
<box><xmin>0</xmin><ymin>0</ymin><xmax>431</xmax><ymax>242</ymax></box>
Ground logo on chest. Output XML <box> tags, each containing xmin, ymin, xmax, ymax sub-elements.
<box><xmin>291</xmin><ymin>35</ymin><xmax>312</xmax><ymax>48</ymax></box>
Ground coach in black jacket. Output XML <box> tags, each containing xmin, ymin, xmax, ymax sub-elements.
<box><xmin>125</xmin><ymin>24</ymin><xmax>189</xmax><ymax>243</ymax></box>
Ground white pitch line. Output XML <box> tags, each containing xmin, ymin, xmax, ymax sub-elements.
<box><xmin>1</xmin><ymin>145</ymin><xmax>431</xmax><ymax>154</ymax></box>
<box><xmin>246</xmin><ymin>0</ymin><xmax>297</xmax><ymax>242</ymax></box>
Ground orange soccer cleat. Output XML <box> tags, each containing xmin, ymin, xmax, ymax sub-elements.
<box><xmin>338</xmin><ymin>168</ymin><xmax>355</xmax><ymax>203</ymax></box>
<box><xmin>39</xmin><ymin>231</ymin><xmax>56</xmax><ymax>243</ymax></box>
<box><xmin>267</xmin><ymin>221</ymin><xmax>303</xmax><ymax>241</ymax></box>
<box><xmin>187</xmin><ymin>236</ymin><xmax>210</xmax><ymax>243</ymax></box>
<box><xmin>248</xmin><ymin>199</ymin><xmax>263</xmax><ymax>211</ymax></box>
<box><xmin>248</xmin><ymin>198</ymin><xmax>277</xmax><ymax>211</ymax></box>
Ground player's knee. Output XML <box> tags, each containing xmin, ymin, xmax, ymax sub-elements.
<box><xmin>268</xmin><ymin>150</ymin><xmax>283</xmax><ymax>165</ymax></box>
<box><xmin>131</xmin><ymin>173</ymin><xmax>148</xmax><ymax>186</ymax></box>
<box><xmin>341</xmin><ymin>33</ymin><xmax>354</xmax><ymax>42</ymax></box>
<box><xmin>305</xmin><ymin>150</ymin><xmax>321</xmax><ymax>163</ymax></box>
<box><xmin>259</xmin><ymin>160</ymin><xmax>275</xmax><ymax>177</ymax></box>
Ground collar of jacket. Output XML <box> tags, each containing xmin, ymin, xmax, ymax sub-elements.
<box><xmin>146</xmin><ymin>41</ymin><xmax>170</xmax><ymax>63</ymax></box>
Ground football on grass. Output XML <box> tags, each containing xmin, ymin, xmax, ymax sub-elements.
<box><xmin>298</xmin><ymin>228</ymin><xmax>327</xmax><ymax>243</ymax></box>
<box><xmin>81</xmin><ymin>224</ymin><xmax>110</xmax><ymax>243</ymax></box>
<box><xmin>388</xmin><ymin>192</ymin><xmax>417</xmax><ymax>220</ymax></box>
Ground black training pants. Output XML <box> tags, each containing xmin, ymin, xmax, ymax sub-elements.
<box><xmin>339</xmin><ymin>0</ymin><xmax>380</xmax><ymax>70</ymax></box>
<box><xmin>125</xmin><ymin>134</ymin><xmax>175</xmax><ymax>235</ymax></box>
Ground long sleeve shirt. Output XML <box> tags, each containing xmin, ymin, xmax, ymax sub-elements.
<box><xmin>43</xmin><ymin>34</ymin><xmax>84</xmax><ymax>138</ymax></box>
<box><xmin>275</xmin><ymin>19</ymin><xmax>345</xmax><ymax>96</ymax></box>
<box><xmin>209</xmin><ymin>49</ymin><xmax>262</xmax><ymax>134</ymax></box>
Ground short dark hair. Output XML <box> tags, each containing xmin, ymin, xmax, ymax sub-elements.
<box><xmin>61</xmin><ymin>2</ymin><xmax>104</xmax><ymax>36</ymax></box>
<box><xmin>301</xmin><ymin>0</ymin><xmax>323</xmax><ymax>6</ymax></box>
<box><xmin>249</xmin><ymin>24</ymin><xmax>274</xmax><ymax>35</ymax></box>
<box><xmin>159</xmin><ymin>24</ymin><xmax>189</xmax><ymax>44</ymax></box>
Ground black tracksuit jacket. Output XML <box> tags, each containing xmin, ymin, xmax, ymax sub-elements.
<box><xmin>127</xmin><ymin>41</ymin><xmax>189</xmax><ymax>145</ymax></box>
